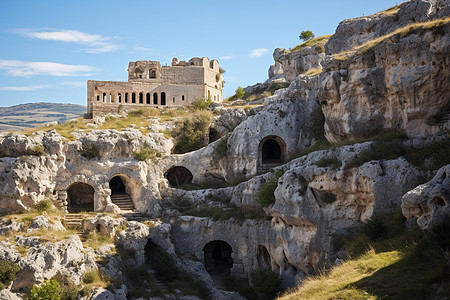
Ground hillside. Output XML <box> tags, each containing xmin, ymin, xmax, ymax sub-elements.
<box><xmin>0</xmin><ymin>102</ymin><xmax>86</xmax><ymax>132</ymax></box>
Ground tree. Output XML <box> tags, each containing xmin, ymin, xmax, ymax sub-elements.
<box><xmin>235</xmin><ymin>86</ymin><xmax>245</xmax><ymax>99</ymax></box>
<box><xmin>299</xmin><ymin>30</ymin><xmax>315</xmax><ymax>42</ymax></box>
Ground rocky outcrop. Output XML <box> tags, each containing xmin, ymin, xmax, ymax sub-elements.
<box><xmin>325</xmin><ymin>0</ymin><xmax>450</xmax><ymax>55</ymax></box>
<box><xmin>319</xmin><ymin>20</ymin><xmax>450</xmax><ymax>142</ymax></box>
<box><xmin>402</xmin><ymin>164</ymin><xmax>450</xmax><ymax>229</ymax></box>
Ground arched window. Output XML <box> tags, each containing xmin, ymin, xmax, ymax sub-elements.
<box><xmin>146</xmin><ymin>93</ymin><xmax>150</xmax><ymax>104</ymax></box>
<box><xmin>125</xmin><ymin>93</ymin><xmax>128</xmax><ymax>103</ymax></box>
<box><xmin>132</xmin><ymin>92</ymin><xmax>136</xmax><ymax>103</ymax></box>
<box><xmin>161</xmin><ymin>92</ymin><xmax>166</xmax><ymax>105</ymax></box>
<box><xmin>103</xmin><ymin>93</ymin><xmax>106</xmax><ymax>103</ymax></box>
<box><xmin>150</xmin><ymin>70</ymin><xmax>156</xmax><ymax>78</ymax></box>
<box><xmin>153</xmin><ymin>93</ymin><xmax>158</xmax><ymax>105</ymax></box>
<box><xmin>109</xmin><ymin>93</ymin><xmax>112</xmax><ymax>103</ymax></box>
<box><xmin>139</xmin><ymin>92</ymin><xmax>143</xmax><ymax>104</ymax></box>
<box><xmin>118</xmin><ymin>93</ymin><xmax>122</xmax><ymax>103</ymax></box>
<box><xmin>207</xmin><ymin>90</ymin><xmax>211</xmax><ymax>100</ymax></box>
<box><xmin>97</xmin><ymin>95</ymin><xmax>100</xmax><ymax>101</ymax></box>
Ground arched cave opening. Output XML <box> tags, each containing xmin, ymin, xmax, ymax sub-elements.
<box><xmin>257</xmin><ymin>245</ymin><xmax>271</xmax><ymax>269</ymax></box>
<box><xmin>203</xmin><ymin>240</ymin><xmax>233</xmax><ymax>275</ymax></box>
<box><xmin>67</xmin><ymin>182</ymin><xmax>94</xmax><ymax>213</ymax></box>
<box><xmin>109</xmin><ymin>176</ymin><xmax>126</xmax><ymax>195</ymax></box>
<box><xmin>165</xmin><ymin>166</ymin><xmax>193</xmax><ymax>188</ymax></box>
<box><xmin>144</xmin><ymin>239</ymin><xmax>158</xmax><ymax>265</ymax></box>
<box><xmin>260</xmin><ymin>136</ymin><xmax>286</xmax><ymax>165</ymax></box>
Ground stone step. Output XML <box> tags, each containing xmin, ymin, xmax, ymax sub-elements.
<box><xmin>63</xmin><ymin>214</ymin><xmax>83</xmax><ymax>229</ymax></box>
<box><xmin>111</xmin><ymin>193</ymin><xmax>135</xmax><ymax>211</ymax></box>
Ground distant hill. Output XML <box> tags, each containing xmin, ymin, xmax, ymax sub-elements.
<box><xmin>0</xmin><ymin>102</ymin><xmax>86</xmax><ymax>132</ymax></box>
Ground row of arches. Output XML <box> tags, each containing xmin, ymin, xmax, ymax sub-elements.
<box><xmin>97</xmin><ymin>92</ymin><xmax>168</xmax><ymax>106</ymax></box>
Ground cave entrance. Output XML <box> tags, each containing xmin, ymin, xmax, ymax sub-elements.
<box><xmin>165</xmin><ymin>166</ymin><xmax>193</xmax><ymax>188</ymax></box>
<box><xmin>203</xmin><ymin>240</ymin><xmax>233</xmax><ymax>275</ymax></box>
<box><xmin>259</xmin><ymin>136</ymin><xmax>286</xmax><ymax>169</ymax></box>
<box><xmin>209</xmin><ymin>127</ymin><xmax>220</xmax><ymax>143</ymax></box>
<box><xmin>109</xmin><ymin>175</ymin><xmax>135</xmax><ymax>211</ymax></box>
<box><xmin>67</xmin><ymin>182</ymin><xmax>94</xmax><ymax>213</ymax></box>
<box><xmin>109</xmin><ymin>176</ymin><xmax>126</xmax><ymax>195</ymax></box>
<box><xmin>144</xmin><ymin>239</ymin><xmax>158</xmax><ymax>265</ymax></box>
<box><xmin>257</xmin><ymin>245</ymin><xmax>271</xmax><ymax>269</ymax></box>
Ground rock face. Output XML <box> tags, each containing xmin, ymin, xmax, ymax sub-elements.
<box><xmin>319</xmin><ymin>21</ymin><xmax>450</xmax><ymax>142</ymax></box>
<box><xmin>325</xmin><ymin>0</ymin><xmax>450</xmax><ymax>55</ymax></box>
<box><xmin>402</xmin><ymin>164</ymin><xmax>450</xmax><ymax>229</ymax></box>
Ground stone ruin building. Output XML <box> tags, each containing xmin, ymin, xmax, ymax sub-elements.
<box><xmin>87</xmin><ymin>57</ymin><xmax>224</xmax><ymax>117</ymax></box>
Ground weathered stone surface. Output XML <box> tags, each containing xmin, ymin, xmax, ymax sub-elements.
<box><xmin>83</xmin><ymin>215</ymin><xmax>124</xmax><ymax>237</ymax></box>
<box><xmin>325</xmin><ymin>0</ymin><xmax>450</xmax><ymax>55</ymax></box>
<box><xmin>319</xmin><ymin>23</ymin><xmax>450</xmax><ymax>142</ymax></box>
<box><xmin>402</xmin><ymin>164</ymin><xmax>450</xmax><ymax>229</ymax></box>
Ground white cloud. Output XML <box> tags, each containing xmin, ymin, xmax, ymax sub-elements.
<box><xmin>135</xmin><ymin>46</ymin><xmax>153</xmax><ymax>53</ymax></box>
<box><xmin>14</xmin><ymin>28</ymin><xmax>118</xmax><ymax>53</ymax></box>
<box><xmin>0</xmin><ymin>59</ymin><xmax>96</xmax><ymax>77</ymax></box>
<box><xmin>61</xmin><ymin>81</ymin><xmax>85</xmax><ymax>88</ymax></box>
<box><xmin>0</xmin><ymin>85</ymin><xmax>49</xmax><ymax>91</ymax></box>
<box><xmin>248</xmin><ymin>48</ymin><xmax>268</xmax><ymax>58</ymax></box>
<box><xmin>219</xmin><ymin>55</ymin><xmax>233</xmax><ymax>60</ymax></box>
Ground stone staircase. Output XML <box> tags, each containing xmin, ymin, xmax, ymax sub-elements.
<box><xmin>63</xmin><ymin>214</ymin><xmax>83</xmax><ymax>229</ymax></box>
<box><xmin>111</xmin><ymin>193</ymin><xmax>135</xmax><ymax>211</ymax></box>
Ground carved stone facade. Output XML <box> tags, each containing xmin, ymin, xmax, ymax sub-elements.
<box><xmin>87</xmin><ymin>57</ymin><xmax>223</xmax><ymax>117</ymax></box>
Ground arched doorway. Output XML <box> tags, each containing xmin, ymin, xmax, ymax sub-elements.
<box><xmin>67</xmin><ymin>182</ymin><xmax>94</xmax><ymax>213</ymax></box>
<box><xmin>165</xmin><ymin>166</ymin><xmax>193</xmax><ymax>188</ymax></box>
<box><xmin>203</xmin><ymin>240</ymin><xmax>233</xmax><ymax>275</ymax></box>
<box><xmin>109</xmin><ymin>175</ymin><xmax>134</xmax><ymax>211</ymax></box>
<box><xmin>257</xmin><ymin>245</ymin><xmax>271</xmax><ymax>269</ymax></box>
<box><xmin>259</xmin><ymin>136</ymin><xmax>286</xmax><ymax>165</ymax></box>
<box><xmin>161</xmin><ymin>92</ymin><xmax>166</xmax><ymax>105</ymax></box>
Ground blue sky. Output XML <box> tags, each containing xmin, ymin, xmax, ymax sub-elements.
<box><xmin>0</xmin><ymin>0</ymin><xmax>401</xmax><ymax>107</ymax></box>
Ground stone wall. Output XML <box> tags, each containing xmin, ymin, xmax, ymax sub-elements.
<box><xmin>87</xmin><ymin>57</ymin><xmax>223</xmax><ymax>117</ymax></box>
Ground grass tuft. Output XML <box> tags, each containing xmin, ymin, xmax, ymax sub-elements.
<box><xmin>256</xmin><ymin>169</ymin><xmax>285</xmax><ymax>208</ymax></box>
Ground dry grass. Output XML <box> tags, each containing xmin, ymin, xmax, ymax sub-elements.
<box><xmin>375</xmin><ymin>3</ymin><xmax>404</xmax><ymax>16</ymax></box>
<box><xmin>278</xmin><ymin>250</ymin><xmax>402</xmax><ymax>300</ymax></box>
<box><xmin>22</xmin><ymin>117</ymin><xmax>89</xmax><ymax>141</ymax></box>
<box><xmin>289</xmin><ymin>35</ymin><xmax>332</xmax><ymax>52</ymax></box>
<box><xmin>304</xmin><ymin>67</ymin><xmax>323</xmax><ymax>76</ymax></box>
<box><xmin>334</xmin><ymin>17</ymin><xmax>450</xmax><ymax>61</ymax></box>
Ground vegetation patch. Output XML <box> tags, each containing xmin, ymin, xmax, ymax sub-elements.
<box><xmin>35</xmin><ymin>199</ymin><xmax>56</xmax><ymax>214</ymax></box>
<box><xmin>289</xmin><ymin>35</ymin><xmax>332</xmax><ymax>53</ymax></box>
<box><xmin>314</xmin><ymin>157</ymin><xmax>342</xmax><ymax>169</ymax></box>
<box><xmin>29</xmin><ymin>278</ymin><xmax>61</xmax><ymax>300</ymax></box>
<box><xmin>404</xmin><ymin>138</ymin><xmax>450</xmax><ymax>170</ymax></box>
<box><xmin>0</xmin><ymin>259</ymin><xmax>20</xmax><ymax>290</ymax></box>
<box><xmin>334</xmin><ymin>17</ymin><xmax>450</xmax><ymax>61</ymax></box>
<box><xmin>133</xmin><ymin>147</ymin><xmax>159</xmax><ymax>161</ymax></box>
<box><xmin>304</xmin><ymin>67</ymin><xmax>322</xmax><ymax>76</ymax></box>
<box><xmin>256</xmin><ymin>169</ymin><xmax>285</xmax><ymax>208</ymax></box>
<box><xmin>81</xmin><ymin>144</ymin><xmax>100</xmax><ymax>160</ymax></box>
<box><xmin>251</xmin><ymin>269</ymin><xmax>283</xmax><ymax>299</ymax></box>
<box><xmin>214</xmin><ymin>135</ymin><xmax>229</xmax><ymax>158</ymax></box>
<box><xmin>171</xmin><ymin>110</ymin><xmax>213</xmax><ymax>154</ymax></box>
<box><xmin>375</xmin><ymin>3</ymin><xmax>404</xmax><ymax>16</ymax></box>
<box><xmin>280</xmin><ymin>211</ymin><xmax>450</xmax><ymax>299</ymax></box>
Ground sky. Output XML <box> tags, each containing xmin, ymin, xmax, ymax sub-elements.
<box><xmin>0</xmin><ymin>0</ymin><xmax>401</xmax><ymax>107</ymax></box>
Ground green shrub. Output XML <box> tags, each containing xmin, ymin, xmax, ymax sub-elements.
<box><xmin>347</xmin><ymin>139</ymin><xmax>406</xmax><ymax>169</ymax></box>
<box><xmin>235</xmin><ymin>86</ymin><xmax>245</xmax><ymax>99</ymax></box>
<box><xmin>81</xmin><ymin>144</ymin><xmax>100</xmax><ymax>160</ymax></box>
<box><xmin>315</xmin><ymin>44</ymin><xmax>325</xmax><ymax>53</ymax></box>
<box><xmin>314</xmin><ymin>157</ymin><xmax>342</xmax><ymax>169</ymax></box>
<box><xmin>405</xmin><ymin>138</ymin><xmax>450</xmax><ymax>170</ymax></box>
<box><xmin>214</xmin><ymin>135</ymin><xmax>229</xmax><ymax>158</ymax></box>
<box><xmin>26</xmin><ymin>144</ymin><xmax>46</xmax><ymax>156</ymax></box>
<box><xmin>0</xmin><ymin>260</ymin><xmax>20</xmax><ymax>290</ymax></box>
<box><xmin>255</xmin><ymin>169</ymin><xmax>285</xmax><ymax>208</ymax></box>
<box><xmin>190</xmin><ymin>98</ymin><xmax>212</xmax><ymax>110</ymax></box>
<box><xmin>299</xmin><ymin>30</ymin><xmax>315</xmax><ymax>41</ymax></box>
<box><xmin>171</xmin><ymin>110</ymin><xmax>213</xmax><ymax>154</ymax></box>
<box><xmin>29</xmin><ymin>278</ymin><xmax>61</xmax><ymax>300</ymax></box>
<box><xmin>251</xmin><ymin>269</ymin><xmax>282</xmax><ymax>299</ymax></box>
<box><xmin>222</xmin><ymin>272</ymin><xmax>257</xmax><ymax>300</ymax></box>
<box><xmin>154</xmin><ymin>247</ymin><xmax>178</xmax><ymax>282</ymax></box>
<box><xmin>82</xmin><ymin>270</ymin><xmax>99</xmax><ymax>284</ymax></box>
<box><xmin>35</xmin><ymin>199</ymin><xmax>54</xmax><ymax>214</ymax></box>
<box><xmin>133</xmin><ymin>147</ymin><xmax>158</xmax><ymax>161</ymax></box>
<box><xmin>267</xmin><ymin>81</ymin><xmax>289</xmax><ymax>94</ymax></box>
